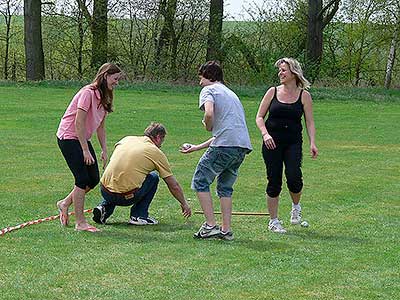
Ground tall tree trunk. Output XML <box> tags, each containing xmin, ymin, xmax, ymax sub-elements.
<box><xmin>12</xmin><ymin>53</ymin><xmax>17</xmax><ymax>81</ymax></box>
<box><xmin>306</xmin><ymin>0</ymin><xmax>340</xmax><ymax>82</ymax></box>
<box><xmin>1</xmin><ymin>0</ymin><xmax>12</xmax><ymax>79</ymax></box>
<box><xmin>91</xmin><ymin>0</ymin><xmax>108</xmax><ymax>69</ymax></box>
<box><xmin>306</xmin><ymin>0</ymin><xmax>323</xmax><ymax>81</ymax></box>
<box><xmin>206</xmin><ymin>0</ymin><xmax>223</xmax><ymax>62</ymax></box>
<box><xmin>77</xmin><ymin>9</ymin><xmax>84</xmax><ymax>79</ymax></box>
<box><xmin>4</xmin><ymin>17</ymin><xmax>10</xmax><ymax>80</ymax></box>
<box><xmin>77</xmin><ymin>0</ymin><xmax>108</xmax><ymax>70</ymax></box>
<box><xmin>384</xmin><ymin>29</ymin><xmax>398</xmax><ymax>89</ymax></box>
<box><xmin>24</xmin><ymin>0</ymin><xmax>45</xmax><ymax>81</ymax></box>
<box><xmin>153</xmin><ymin>0</ymin><xmax>166</xmax><ymax>53</ymax></box>
<box><xmin>155</xmin><ymin>0</ymin><xmax>177</xmax><ymax>77</ymax></box>
<box><xmin>354</xmin><ymin>29</ymin><xmax>366</xmax><ymax>86</ymax></box>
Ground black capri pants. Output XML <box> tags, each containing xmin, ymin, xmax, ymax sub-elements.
<box><xmin>262</xmin><ymin>140</ymin><xmax>303</xmax><ymax>198</ymax></box>
<box><xmin>57</xmin><ymin>138</ymin><xmax>100</xmax><ymax>190</ymax></box>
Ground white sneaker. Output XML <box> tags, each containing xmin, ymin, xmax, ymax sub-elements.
<box><xmin>290</xmin><ymin>208</ymin><xmax>302</xmax><ymax>225</ymax></box>
<box><xmin>268</xmin><ymin>219</ymin><xmax>287</xmax><ymax>233</ymax></box>
<box><xmin>193</xmin><ymin>223</ymin><xmax>221</xmax><ymax>239</ymax></box>
<box><xmin>128</xmin><ymin>216</ymin><xmax>159</xmax><ymax>225</ymax></box>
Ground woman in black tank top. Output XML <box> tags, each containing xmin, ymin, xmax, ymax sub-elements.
<box><xmin>255</xmin><ymin>57</ymin><xmax>318</xmax><ymax>234</ymax></box>
<box><xmin>266</xmin><ymin>87</ymin><xmax>304</xmax><ymax>145</ymax></box>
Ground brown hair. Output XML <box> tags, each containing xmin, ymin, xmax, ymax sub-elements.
<box><xmin>91</xmin><ymin>63</ymin><xmax>122</xmax><ymax>112</ymax></box>
<box><xmin>144</xmin><ymin>122</ymin><xmax>167</xmax><ymax>139</ymax></box>
<box><xmin>198</xmin><ymin>61</ymin><xmax>224</xmax><ymax>83</ymax></box>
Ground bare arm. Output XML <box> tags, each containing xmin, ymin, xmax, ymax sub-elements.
<box><xmin>203</xmin><ymin>101</ymin><xmax>214</xmax><ymax>131</ymax></box>
<box><xmin>163</xmin><ymin>175</ymin><xmax>192</xmax><ymax>218</ymax></box>
<box><xmin>96</xmin><ymin>118</ymin><xmax>108</xmax><ymax>169</ymax></box>
<box><xmin>75</xmin><ymin>108</ymin><xmax>94</xmax><ymax>165</ymax></box>
<box><xmin>180</xmin><ymin>137</ymin><xmax>215</xmax><ymax>154</ymax></box>
<box><xmin>302</xmin><ymin>91</ymin><xmax>318</xmax><ymax>159</ymax></box>
<box><xmin>255</xmin><ymin>87</ymin><xmax>276</xmax><ymax>149</ymax></box>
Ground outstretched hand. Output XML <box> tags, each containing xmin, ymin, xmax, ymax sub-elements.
<box><xmin>181</xmin><ymin>202</ymin><xmax>192</xmax><ymax>218</ymax></box>
<box><xmin>180</xmin><ymin>143</ymin><xmax>196</xmax><ymax>154</ymax></box>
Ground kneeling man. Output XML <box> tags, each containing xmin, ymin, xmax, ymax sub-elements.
<box><xmin>93</xmin><ymin>122</ymin><xmax>191</xmax><ymax>225</ymax></box>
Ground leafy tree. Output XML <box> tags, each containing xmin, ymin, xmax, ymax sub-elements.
<box><xmin>0</xmin><ymin>0</ymin><xmax>21</xmax><ymax>80</ymax></box>
<box><xmin>77</xmin><ymin>0</ymin><xmax>108</xmax><ymax>69</ymax></box>
<box><xmin>155</xmin><ymin>0</ymin><xmax>178</xmax><ymax>77</ymax></box>
<box><xmin>384</xmin><ymin>0</ymin><xmax>400</xmax><ymax>88</ymax></box>
<box><xmin>340</xmin><ymin>0</ymin><xmax>388</xmax><ymax>86</ymax></box>
<box><xmin>42</xmin><ymin>0</ymin><xmax>91</xmax><ymax>79</ymax></box>
<box><xmin>169</xmin><ymin>0</ymin><xmax>209</xmax><ymax>80</ymax></box>
<box><xmin>228</xmin><ymin>0</ymin><xmax>306</xmax><ymax>84</ymax></box>
<box><xmin>306</xmin><ymin>0</ymin><xmax>340</xmax><ymax>81</ymax></box>
<box><xmin>109</xmin><ymin>0</ymin><xmax>161</xmax><ymax>79</ymax></box>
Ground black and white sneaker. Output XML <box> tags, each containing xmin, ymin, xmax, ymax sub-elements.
<box><xmin>219</xmin><ymin>230</ymin><xmax>234</xmax><ymax>241</ymax></box>
<box><xmin>193</xmin><ymin>222</ymin><xmax>221</xmax><ymax>239</ymax></box>
<box><xmin>92</xmin><ymin>205</ymin><xmax>106</xmax><ymax>224</ymax></box>
<box><xmin>128</xmin><ymin>216</ymin><xmax>159</xmax><ymax>225</ymax></box>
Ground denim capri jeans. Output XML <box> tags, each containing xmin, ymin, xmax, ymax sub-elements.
<box><xmin>191</xmin><ymin>146</ymin><xmax>248</xmax><ymax>198</ymax></box>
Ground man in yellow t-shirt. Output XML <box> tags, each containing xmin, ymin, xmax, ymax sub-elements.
<box><xmin>92</xmin><ymin>122</ymin><xmax>192</xmax><ymax>225</ymax></box>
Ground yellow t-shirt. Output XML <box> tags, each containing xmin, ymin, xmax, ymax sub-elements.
<box><xmin>100</xmin><ymin>136</ymin><xmax>173</xmax><ymax>193</ymax></box>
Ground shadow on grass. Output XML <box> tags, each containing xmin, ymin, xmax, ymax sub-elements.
<box><xmin>235</xmin><ymin>239</ymin><xmax>293</xmax><ymax>252</ymax></box>
<box><xmin>84</xmin><ymin>221</ymin><xmax>197</xmax><ymax>242</ymax></box>
<box><xmin>103</xmin><ymin>221</ymin><xmax>195</xmax><ymax>232</ymax></box>
<box><xmin>285</xmin><ymin>229</ymin><xmax>368</xmax><ymax>244</ymax></box>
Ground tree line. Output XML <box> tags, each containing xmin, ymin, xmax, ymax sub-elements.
<box><xmin>0</xmin><ymin>0</ymin><xmax>399</xmax><ymax>87</ymax></box>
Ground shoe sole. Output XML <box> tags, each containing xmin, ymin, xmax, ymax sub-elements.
<box><xmin>218</xmin><ymin>234</ymin><xmax>234</xmax><ymax>241</ymax></box>
<box><xmin>128</xmin><ymin>220</ymin><xmax>158</xmax><ymax>226</ymax></box>
<box><xmin>193</xmin><ymin>232</ymin><xmax>221</xmax><ymax>239</ymax></box>
<box><xmin>92</xmin><ymin>208</ymin><xmax>105</xmax><ymax>224</ymax></box>
<box><xmin>268</xmin><ymin>227</ymin><xmax>287</xmax><ymax>234</ymax></box>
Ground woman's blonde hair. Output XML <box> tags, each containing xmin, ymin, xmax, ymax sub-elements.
<box><xmin>275</xmin><ymin>58</ymin><xmax>310</xmax><ymax>89</ymax></box>
<box><xmin>91</xmin><ymin>63</ymin><xmax>122</xmax><ymax>112</ymax></box>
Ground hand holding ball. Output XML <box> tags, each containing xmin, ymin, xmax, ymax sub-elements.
<box><xmin>180</xmin><ymin>143</ymin><xmax>194</xmax><ymax>153</ymax></box>
<box><xmin>181</xmin><ymin>143</ymin><xmax>192</xmax><ymax>150</ymax></box>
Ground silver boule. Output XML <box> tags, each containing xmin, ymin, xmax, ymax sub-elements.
<box><xmin>301</xmin><ymin>221</ymin><xmax>309</xmax><ymax>227</ymax></box>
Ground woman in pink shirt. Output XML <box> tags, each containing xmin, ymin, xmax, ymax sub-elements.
<box><xmin>56</xmin><ymin>63</ymin><xmax>122</xmax><ymax>232</ymax></box>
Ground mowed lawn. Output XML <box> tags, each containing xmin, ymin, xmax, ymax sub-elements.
<box><xmin>0</xmin><ymin>83</ymin><xmax>398</xmax><ymax>300</ymax></box>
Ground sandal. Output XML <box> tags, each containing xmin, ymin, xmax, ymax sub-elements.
<box><xmin>56</xmin><ymin>201</ymin><xmax>69</xmax><ymax>226</ymax></box>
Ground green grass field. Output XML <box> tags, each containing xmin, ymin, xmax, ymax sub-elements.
<box><xmin>0</xmin><ymin>83</ymin><xmax>398</xmax><ymax>300</ymax></box>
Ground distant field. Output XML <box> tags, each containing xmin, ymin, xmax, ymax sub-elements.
<box><xmin>0</xmin><ymin>83</ymin><xmax>398</xmax><ymax>300</ymax></box>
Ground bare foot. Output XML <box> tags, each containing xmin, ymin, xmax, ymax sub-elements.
<box><xmin>56</xmin><ymin>200</ymin><xmax>69</xmax><ymax>226</ymax></box>
<box><xmin>75</xmin><ymin>223</ymin><xmax>100</xmax><ymax>232</ymax></box>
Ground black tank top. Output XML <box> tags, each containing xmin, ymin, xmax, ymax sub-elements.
<box><xmin>265</xmin><ymin>87</ymin><xmax>304</xmax><ymax>144</ymax></box>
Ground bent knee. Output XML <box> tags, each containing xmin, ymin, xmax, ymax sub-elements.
<box><xmin>266</xmin><ymin>185</ymin><xmax>281</xmax><ymax>198</ymax></box>
<box><xmin>287</xmin><ymin>180</ymin><xmax>303</xmax><ymax>194</ymax></box>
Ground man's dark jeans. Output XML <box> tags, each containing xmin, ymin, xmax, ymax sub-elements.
<box><xmin>99</xmin><ymin>171</ymin><xmax>159</xmax><ymax>220</ymax></box>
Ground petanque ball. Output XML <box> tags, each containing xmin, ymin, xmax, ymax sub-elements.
<box><xmin>301</xmin><ymin>221</ymin><xmax>309</xmax><ymax>227</ymax></box>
